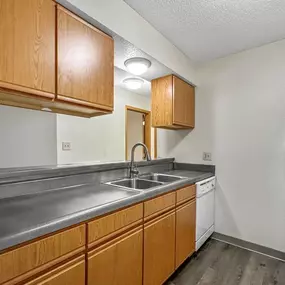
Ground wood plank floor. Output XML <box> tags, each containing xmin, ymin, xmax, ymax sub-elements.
<box><xmin>166</xmin><ymin>239</ymin><xmax>285</xmax><ymax>285</ymax></box>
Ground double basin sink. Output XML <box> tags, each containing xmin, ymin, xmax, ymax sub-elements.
<box><xmin>105</xmin><ymin>173</ymin><xmax>187</xmax><ymax>192</ymax></box>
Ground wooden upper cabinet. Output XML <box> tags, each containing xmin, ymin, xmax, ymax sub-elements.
<box><xmin>0</xmin><ymin>0</ymin><xmax>56</xmax><ymax>98</ymax></box>
<box><xmin>173</xmin><ymin>76</ymin><xmax>195</xmax><ymax>127</ymax></box>
<box><xmin>151</xmin><ymin>75</ymin><xmax>195</xmax><ymax>129</ymax></box>
<box><xmin>0</xmin><ymin>2</ymin><xmax>114</xmax><ymax>117</ymax></box>
<box><xmin>57</xmin><ymin>6</ymin><xmax>114</xmax><ymax>111</ymax></box>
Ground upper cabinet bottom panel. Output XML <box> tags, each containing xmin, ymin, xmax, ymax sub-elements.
<box><xmin>0</xmin><ymin>91</ymin><xmax>110</xmax><ymax>118</ymax></box>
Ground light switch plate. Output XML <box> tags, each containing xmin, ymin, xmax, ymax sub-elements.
<box><xmin>203</xmin><ymin>152</ymin><xmax>212</xmax><ymax>161</ymax></box>
<box><xmin>62</xmin><ymin>142</ymin><xmax>71</xmax><ymax>151</ymax></box>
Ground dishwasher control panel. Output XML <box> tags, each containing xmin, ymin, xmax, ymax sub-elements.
<box><xmin>196</xmin><ymin>176</ymin><xmax>215</xmax><ymax>197</ymax></box>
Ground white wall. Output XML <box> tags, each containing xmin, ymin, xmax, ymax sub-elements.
<box><xmin>0</xmin><ymin>106</ymin><xmax>57</xmax><ymax>168</ymax></box>
<box><xmin>158</xmin><ymin>39</ymin><xmax>285</xmax><ymax>252</ymax></box>
<box><xmin>57</xmin><ymin>87</ymin><xmax>150</xmax><ymax>164</ymax></box>
<box><xmin>157</xmin><ymin>88</ymin><xmax>214</xmax><ymax>163</ymax></box>
<box><xmin>63</xmin><ymin>0</ymin><xmax>197</xmax><ymax>85</ymax></box>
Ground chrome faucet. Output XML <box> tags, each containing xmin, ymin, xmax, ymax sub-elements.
<box><xmin>129</xmin><ymin>143</ymin><xmax>151</xmax><ymax>178</ymax></box>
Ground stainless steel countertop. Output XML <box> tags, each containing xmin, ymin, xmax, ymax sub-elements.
<box><xmin>0</xmin><ymin>170</ymin><xmax>213</xmax><ymax>251</ymax></box>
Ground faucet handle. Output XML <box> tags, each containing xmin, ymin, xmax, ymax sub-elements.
<box><xmin>131</xmin><ymin>164</ymin><xmax>140</xmax><ymax>178</ymax></box>
<box><xmin>132</xmin><ymin>169</ymin><xmax>139</xmax><ymax>177</ymax></box>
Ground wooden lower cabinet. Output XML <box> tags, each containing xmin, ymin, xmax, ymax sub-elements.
<box><xmin>0</xmin><ymin>188</ymin><xmax>197</xmax><ymax>285</ymax></box>
<box><xmin>26</xmin><ymin>256</ymin><xmax>85</xmax><ymax>285</ymax></box>
<box><xmin>175</xmin><ymin>200</ymin><xmax>196</xmax><ymax>269</ymax></box>
<box><xmin>144</xmin><ymin>211</ymin><xmax>175</xmax><ymax>285</ymax></box>
<box><xmin>88</xmin><ymin>227</ymin><xmax>143</xmax><ymax>285</ymax></box>
<box><xmin>0</xmin><ymin>225</ymin><xmax>86</xmax><ymax>284</ymax></box>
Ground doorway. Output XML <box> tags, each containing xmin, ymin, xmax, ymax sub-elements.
<box><xmin>125</xmin><ymin>106</ymin><xmax>157</xmax><ymax>160</ymax></box>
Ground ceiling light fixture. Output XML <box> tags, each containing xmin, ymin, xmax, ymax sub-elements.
<box><xmin>123</xmin><ymin>78</ymin><xmax>144</xmax><ymax>90</ymax></box>
<box><xmin>124</xmin><ymin>57</ymin><xmax>151</xmax><ymax>75</ymax></box>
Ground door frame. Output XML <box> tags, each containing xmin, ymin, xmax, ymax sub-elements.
<box><xmin>125</xmin><ymin>105</ymin><xmax>157</xmax><ymax>160</ymax></box>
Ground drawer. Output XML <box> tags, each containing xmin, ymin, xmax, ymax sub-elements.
<box><xmin>0</xmin><ymin>225</ymin><xmax>86</xmax><ymax>285</ymax></box>
<box><xmin>25</xmin><ymin>255</ymin><xmax>85</xmax><ymax>285</ymax></box>
<box><xmin>176</xmin><ymin>185</ymin><xmax>196</xmax><ymax>205</ymax></box>
<box><xmin>88</xmin><ymin>203</ymin><xmax>143</xmax><ymax>247</ymax></box>
<box><xmin>144</xmin><ymin>192</ymin><xmax>175</xmax><ymax>220</ymax></box>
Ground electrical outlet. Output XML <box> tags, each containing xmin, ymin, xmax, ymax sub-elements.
<box><xmin>62</xmin><ymin>142</ymin><xmax>71</xmax><ymax>151</ymax></box>
<box><xmin>203</xmin><ymin>152</ymin><xmax>212</xmax><ymax>161</ymax></box>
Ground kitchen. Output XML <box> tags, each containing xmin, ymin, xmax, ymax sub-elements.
<box><xmin>0</xmin><ymin>0</ymin><xmax>285</xmax><ymax>284</ymax></box>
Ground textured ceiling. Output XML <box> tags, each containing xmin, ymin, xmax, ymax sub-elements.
<box><xmin>114</xmin><ymin>35</ymin><xmax>172</xmax><ymax>82</ymax></box>
<box><xmin>124</xmin><ymin>0</ymin><xmax>285</xmax><ymax>63</ymax></box>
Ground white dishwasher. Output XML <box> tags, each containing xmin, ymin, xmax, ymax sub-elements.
<box><xmin>195</xmin><ymin>176</ymin><xmax>216</xmax><ymax>251</ymax></box>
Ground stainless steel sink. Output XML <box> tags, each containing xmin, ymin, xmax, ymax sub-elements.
<box><xmin>106</xmin><ymin>178</ymin><xmax>163</xmax><ymax>191</ymax></box>
<box><xmin>105</xmin><ymin>173</ymin><xmax>187</xmax><ymax>192</ymax></box>
<box><xmin>140</xmin><ymin>173</ymin><xmax>185</xmax><ymax>183</ymax></box>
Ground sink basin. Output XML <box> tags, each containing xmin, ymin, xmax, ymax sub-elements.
<box><xmin>107</xmin><ymin>178</ymin><xmax>163</xmax><ymax>191</ymax></box>
<box><xmin>140</xmin><ymin>173</ymin><xmax>185</xmax><ymax>183</ymax></box>
<box><xmin>106</xmin><ymin>173</ymin><xmax>186</xmax><ymax>192</ymax></box>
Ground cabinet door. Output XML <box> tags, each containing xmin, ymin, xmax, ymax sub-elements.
<box><xmin>151</xmin><ymin>75</ymin><xmax>173</xmax><ymax>127</ymax></box>
<box><xmin>88</xmin><ymin>227</ymin><xmax>143</xmax><ymax>285</ymax></box>
<box><xmin>176</xmin><ymin>200</ymin><xmax>196</xmax><ymax>268</ymax></box>
<box><xmin>184</xmin><ymin>83</ymin><xmax>195</xmax><ymax>127</ymax></box>
<box><xmin>57</xmin><ymin>6</ymin><xmax>114</xmax><ymax>109</ymax></box>
<box><xmin>144</xmin><ymin>211</ymin><xmax>175</xmax><ymax>285</ymax></box>
<box><xmin>26</xmin><ymin>256</ymin><xmax>85</xmax><ymax>285</ymax></box>
<box><xmin>0</xmin><ymin>0</ymin><xmax>55</xmax><ymax>96</ymax></box>
<box><xmin>173</xmin><ymin>76</ymin><xmax>195</xmax><ymax>127</ymax></box>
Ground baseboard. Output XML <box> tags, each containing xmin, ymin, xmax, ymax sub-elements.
<box><xmin>212</xmin><ymin>232</ymin><xmax>285</xmax><ymax>262</ymax></box>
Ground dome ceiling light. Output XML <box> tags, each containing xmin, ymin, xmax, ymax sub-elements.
<box><xmin>123</xmin><ymin>78</ymin><xmax>144</xmax><ymax>90</ymax></box>
<box><xmin>124</xmin><ymin>57</ymin><xmax>151</xmax><ymax>75</ymax></box>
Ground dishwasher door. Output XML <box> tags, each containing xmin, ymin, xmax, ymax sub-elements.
<box><xmin>196</xmin><ymin>189</ymin><xmax>215</xmax><ymax>250</ymax></box>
